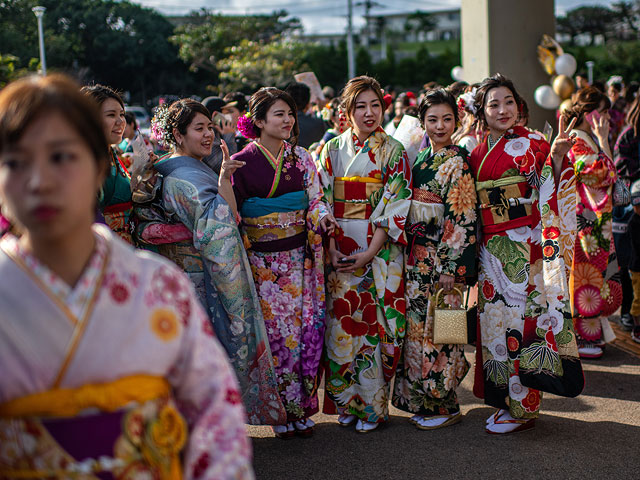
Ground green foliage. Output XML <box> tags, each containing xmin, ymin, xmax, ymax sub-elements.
<box><xmin>0</xmin><ymin>54</ymin><xmax>37</xmax><ymax>87</ymax></box>
<box><xmin>216</xmin><ymin>37</ymin><xmax>309</xmax><ymax>93</ymax></box>
<box><xmin>564</xmin><ymin>41</ymin><xmax>640</xmax><ymax>83</ymax></box>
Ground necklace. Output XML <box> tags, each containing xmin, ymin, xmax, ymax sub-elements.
<box><xmin>488</xmin><ymin>133</ymin><xmax>503</xmax><ymax>150</ymax></box>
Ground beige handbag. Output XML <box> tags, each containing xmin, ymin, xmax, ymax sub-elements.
<box><xmin>432</xmin><ymin>287</ymin><xmax>468</xmax><ymax>345</ymax></box>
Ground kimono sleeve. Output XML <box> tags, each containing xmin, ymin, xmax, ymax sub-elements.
<box><xmin>370</xmin><ymin>139</ymin><xmax>413</xmax><ymax>243</ymax></box>
<box><xmin>515</xmin><ymin>133</ymin><xmax>552</xmax><ymax>189</ymax></box>
<box><xmin>298</xmin><ymin>147</ymin><xmax>330</xmax><ymax>230</ymax></box>
<box><xmin>316</xmin><ymin>139</ymin><xmax>336</xmax><ymax>206</ymax></box>
<box><xmin>436</xmin><ymin>150</ymin><xmax>478</xmax><ymax>278</ymax></box>
<box><xmin>167</xmin><ymin>267</ymin><xmax>254</xmax><ymax>480</ymax></box>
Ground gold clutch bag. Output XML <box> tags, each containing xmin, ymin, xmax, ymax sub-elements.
<box><xmin>432</xmin><ymin>287</ymin><xmax>468</xmax><ymax>345</ymax></box>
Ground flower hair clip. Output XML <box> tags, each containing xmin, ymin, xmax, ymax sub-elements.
<box><xmin>151</xmin><ymin>104</ymin><xmax>174</xmax><ymax>150</ymax></box>
<box><xmin>237</xmin><ymin>112</ymin><xmax>258</xmax><ymax>139</ymax></box>
<box><xmin>458</xmin><ymin>88</ymin><xmax>478</xmax><ymax>115</ymax></box>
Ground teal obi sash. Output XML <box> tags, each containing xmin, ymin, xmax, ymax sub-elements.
<box><xmin>240</xmin><ymin>190</ymin><xmax>309</xmax><ymax>218</ymax></box>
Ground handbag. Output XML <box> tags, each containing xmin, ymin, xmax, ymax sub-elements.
<box><xmin>432</xmin><ymin>287</ymin><xmax>468</xmax><ymax>345</ymax></box>
<box><xmin>612</xmin><ymin>178</ymin><xmax>631</xmax><ymax>207</ymax></box>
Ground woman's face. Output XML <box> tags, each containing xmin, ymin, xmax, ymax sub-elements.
<box><xmin>256</xmin><ymin>99</ymin><xmax>295</xmax><ymax>141</ymax></box>
<box><xmin>423</xmin><ymin>103</ymin><xmax>456</xmax><ymax>149</ymax></box>
<box><xmin>484</xmin><ymin>86</ymin><xmax>518</xmax><ymax>136</ymax></box>
<box><xmin>350</xmin><ymin>89</ymin><xmax>382</xmax><ymax>137</ymax></box>
<box><xmin>174</xmin><ymin>112</ymin><xmax>214</xmax><ymax>161</ymax></box>
<box><xmin>0</xmin><ymin>112</ymin><xmax>103</xmax><ymax>243</ymax></box>
<box><xmin>123</xmin><ymin>120</ymin><xmax>135</xmax><ymax>140</ymax></box>
<box><xmin>101</xmin><ymin>98</ymin><xmax>125</xmax><ymax>145</ymax></box>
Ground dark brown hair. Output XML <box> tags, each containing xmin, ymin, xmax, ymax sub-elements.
<box><xmin>0</xmin><ymin>74</ymin><xmax>110</xmax><ymax>175</ymax></box>
<box><xmin>561</xmin><ymin>86</ymin><xmax>611</xmax><ymax>126</ymax></box>
<box><xmin>418</xmin><ymin>88</ymin><xmax>459</xmax><ymax>126</ymax></box>
<box><xmin>248</xmin><ymin>87</ymin><xmax>299</xmax><ymax>147</ymax></box>
<box><xmin>473</xmin><ymin>73</ymin><xmax>525</xmax><ymax>129</ymax></box>
<box><xmin>340</xmin><ymin>75</ymin><xmax>385</xmax><ymax>124</ymax></box>
<box><xmin>81</xmin><ymin>83</ymin><xmax>125</xmax><ymax>110</ymax></box>
<box><xmin>626</xmin><ymin>96</ymin><xmax>640</xmax><ymax>137</ymax></box>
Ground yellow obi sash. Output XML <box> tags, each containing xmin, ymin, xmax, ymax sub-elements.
<box><xmin>242</xmin><ymin>209</ymin><xmax>307</xmax><ymax>244</ymax></box>
<box><xmin>0</xmin><ymin>375</ymin><xmax>185</xmax><ymax>480</ymax></box>
<box><xmin>333</xmin><ymin>176</ymin><xmax>383</xmax><ymax>220</ymax></box>
<box><xmin>476</xmin><ymin>175</ymin><xmax>533</xmax><ymax>234</ymax></box>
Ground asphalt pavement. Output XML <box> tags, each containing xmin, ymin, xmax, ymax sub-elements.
<box><xmin>248</xmin><ymin>343</ymin><xmax>640</xmax><ymax>480</ymax></box>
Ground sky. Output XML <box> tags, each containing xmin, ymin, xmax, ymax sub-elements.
<box><xmin>133</xmin><ymin>0</ymin><xmax>616</xmax><ymax>35</ymax></box>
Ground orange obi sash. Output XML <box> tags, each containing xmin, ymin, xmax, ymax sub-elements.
<box><xmin>242</xmin><ymin>209</ymin><xmax>307</xmax><ymax>244</ymax></box>
<box><xmin>333</xmin><ymin>176</ymin><xmax>383</xmax><ymax>220</ymax></box>
<box><xmin>0</xmin><ymin>375</ymin><xmax>185</xmax><ymax>480</ymax></box>
<box><xmin>476</xmin><ymin>175</ymin><xmax>533</xmax><ymax>234</ymax></box>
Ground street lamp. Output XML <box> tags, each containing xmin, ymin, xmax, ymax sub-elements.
<box><xmin>32</xmin><ymin>6</ymin><xmax>47</xmax><ymax>76</ymax></box>
<box><xmin>586</xmin><ymin>61</ymin><xmax>595</xmax><ymax>85</ymax></box>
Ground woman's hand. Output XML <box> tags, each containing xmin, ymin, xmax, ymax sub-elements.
<box><xmin>550</xmin><ymin>116</ymin><xmax>577</xmax><ymax>163</ymax></box>
<box><xmin>328</xmin><ymin>245</ymin><xmax>349</xmax><ymax>269</ymax></box>
<box><xmin>214</xmin><ymin>118</ymin><xmax>236</xmax><ymax>136</ymax></box>
<box><xmin>438</xmin><ymin>273</ymin><xmax>455</xmax><ymax>292</ymax></box>
<box><xmin>319</xmin><ymin>213</ymin><xmax>339</xmax><ymax>235</ymax></box>
<box><xmin>219</xmin><ymin>139</ymin><xmax>245</xmax><ymax>181</ymax></box>
<box><xmin>588</xmin><ymin>112</ymin><xmax>610</xmax><ymax>144</ymax></box>
<box><xmin>336</xmin><ymin>250</ymin><xmax>376</xmax><ymax>273</ymax></box>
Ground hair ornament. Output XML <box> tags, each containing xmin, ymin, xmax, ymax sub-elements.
<box><xmin>458</xmin><ymin>87</ymin><xmax>478</xmax><ymax>115</ymax></box>
<box><xmin>151</xmin><ymin>104</ymin><xmax>174</xmax><ymax>150</ymax></box>
<box><xmin>237</xmin><ymin>112</ymin><xmax>258</xmax><ymax>139</ymax></box>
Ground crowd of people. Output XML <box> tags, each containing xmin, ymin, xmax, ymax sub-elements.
<box><xmin>0</xmin><ymin>67</ymin><xmax>639</xmax><ymax>478</ymax></box>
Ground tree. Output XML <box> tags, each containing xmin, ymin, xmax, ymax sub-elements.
<box><xmin>403</xmin><ymin>11</ymin><xmax>436</xmax><ymax>42</ymax></box>
<box><xmin>611</xmin><ymin>1</ymin><xmax>640</xmax><ymax>39</ymax></box>
<box><xmin>216</xmin><ymin>37</ymin><xmax>309</xmax><ymax>93</ymax></box>
<box><xmin>171</xmin><ymin>10</ymin><xmax>302</xmax><ymax>76</ymax></box>
<box><xmin>558</xmin><ymin>6</ymin><xmax>617</xmax><ymax>45</ymax></box>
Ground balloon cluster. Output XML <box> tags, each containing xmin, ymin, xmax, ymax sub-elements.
<box><xmin>534</xmin><ymin>34</ymin><xmax>578</xmax><ymax>111</ymax></box>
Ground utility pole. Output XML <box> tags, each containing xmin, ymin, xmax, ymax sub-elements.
<box><xmin>347</xmin><ymin>0</ymin><xmax>355</xmax><ymax>79</ymax></box>
<box><xmin>356</xmin><ymin>0</ymin><xmax>383</xmax><ymax>47</ymax></box>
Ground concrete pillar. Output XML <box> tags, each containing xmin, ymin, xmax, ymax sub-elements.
<box><xmin>461</xmin><ymin>0</ymin><xmax>556</xmax><ymax>129</ymax></box>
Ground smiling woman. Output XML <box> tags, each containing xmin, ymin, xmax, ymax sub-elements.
<box><xmin>81</xmin><ymin>84</ymin><xmax>134</xmax><ymax>244</ymax></box>
<box><xmin>134</xmin><ymin>97</ymin><xmax>288</xmax><ymax>426</ymax></box>
<box><xmin>0</xmin><ymin>74</ymin><xmax>253</xmax><ymax>479</ymax></box>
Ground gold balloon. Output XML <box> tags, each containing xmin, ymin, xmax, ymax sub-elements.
<box><xmin>553</xmin><ymin>75</ymin><xmax>575</xmax><ymax>101</ymax></box>
<box><xmin>560</xmin><ymin>99</ymin><xmax>573</xmax><ymax>114</ymax></box>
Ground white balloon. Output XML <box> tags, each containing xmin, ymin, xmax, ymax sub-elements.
<box><xmin>555</xmin><ymin>53</ymin><xmax>578</xmax><ymax>77</ymax></box>
<box><xmin>534</xmin><ymin>85</ymin><xmax>561</xmax><ymax>110</ymax></box>
<box><xmin>451</xmin><ymin>66</ymin><xmax>464</xmax><ymax>82</ymax></box>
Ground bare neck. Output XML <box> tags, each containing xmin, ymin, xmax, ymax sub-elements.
<box><xmin>20</xmin><ymin>226</ymin><xmax>97</xmax><ymax>288</ymax></box>
<box><xmin>258</xmin><ymin>134</ymin><xmax>284</xmax><ymax>158</ymax></box>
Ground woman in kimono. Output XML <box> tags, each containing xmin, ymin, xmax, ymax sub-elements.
<box><xmin>136</xmin><ymin>99</ymin><xmax>286</xmax><ymax>426</ymax></box>
<box><xmin>563</xmin><ymin>87</ymin><xmax>621</xmax><ymax>359</ymax></box>
<box><xmin>231</xmin><ymin>87</ymin><xmax>334</xmax><ymax>438</ymax></box>
<box><xmin>0</xmin><ymin>74</ymin><xmax>252</xmax><ymax>479</ymax></box>
<box><xmin>391</xmin><ymin>88</ymin><xmax>477</xmax><ymax>430</ymax></box>
<box><xmin>82</xmin><ymin>84</ymin><xmax>133</xmax><ymax>244</ymax></box>
<box><xmin>317</xmin><ymin>75</ymin><xmax>412</xmax><ymax>433</ymax></box>
<box><xmin>469</xmin><ymin>73</ymin><xmax>583</xmax><ymax>434</ymax></box>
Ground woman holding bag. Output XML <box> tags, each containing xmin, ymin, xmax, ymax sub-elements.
<box><xmin>391</xmin><ymin>88</ymin><xmax>477</xmax><ymax>430</ymax></box>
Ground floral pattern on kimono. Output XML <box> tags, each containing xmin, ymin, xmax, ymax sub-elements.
<box><xmin>233</xmin><ymin>142</ymin><xmax>327</xmax><ymax>422</ymax></box>
<box><xmin>0</xmin><ymin>225</ymin><xmax>253</xmax><ymax>480</ymax></box>
<box><xmin>99</xmin><ymin>149</ymin><xmax>133</xmax><ymax>244</ymax></box>
<box><xmin>469</xmin><ymin>126</ymin><xmax>583</xmax><ymax>419</ymax></box>
<box><xmin>156</xmin><ymin>156</ymin><xmax>286</xmax><ymax>426</ymax></box>
<box><xmin>392</xmin><ymin>145</ymin><xmax>477</xmax><ymax>416</ymax></box>
<box><xmin>318</xmin><ymin>127</ymin><xmax>412</xmax><ymax>423</ymax></box>
<box><xmin>568</xmin><ymin>130</ymin><xmax>621</xmax><ymax>342</ymax></box>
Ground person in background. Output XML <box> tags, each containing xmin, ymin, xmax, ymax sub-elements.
<box><xmin>614</xmin><ymin>95</ymin><xmax>640</xmax><ymax>329</ymax></box>
<box><xmin>446</xmin><ymin>80</ymin><xmax>469</xmax><ymax>100</ymax></box>
<box><xmin>201</xmin><ymin>96</ymin><xmax>237</xmax><ymax>175</ymax></box>
<box><xmin>563</xmin><ymin>86</ymin><xmax>620</xmax><ymax>359</ymax></box>
<box><xmin>82</xmin><ymin>84</ymin><xmax>133</xmax><ymax>244</ymax></box>
<box><xmin>323</xmin><ymin>85</ymin><xmax>335</xmax><ymax>102</ymax></box>
<box><xmin>608</xmin><ymin>79</ymin><xmax>626</xmax><ymax>145</ymax></box>
<box><xmin>285</xmin><ymin>82</ymin><xmax>326</xmax><ymax>149</ymax></box>
<box><xmin>628</xmin><ymin>180</ymin><xmax>640</xmax><ymax>343</ymax></box>
<box><xmin>384</xmin><ymin>92</ymin><xmax>412</xmax><ymax>136</ymax></box>
<box><xmin>0</xmin><ymin>73</ymin><xmax>253</xmax><ymax>479</ymax></box>
<box><xmin>575</xmin><ymin>73</ymin><xmax>590</xmax><ymax>90</ymax></box>
<box><xmin>222</xmin><ymin>91</ymin><xmax>250</xmax><ymax>152</ymax></box>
